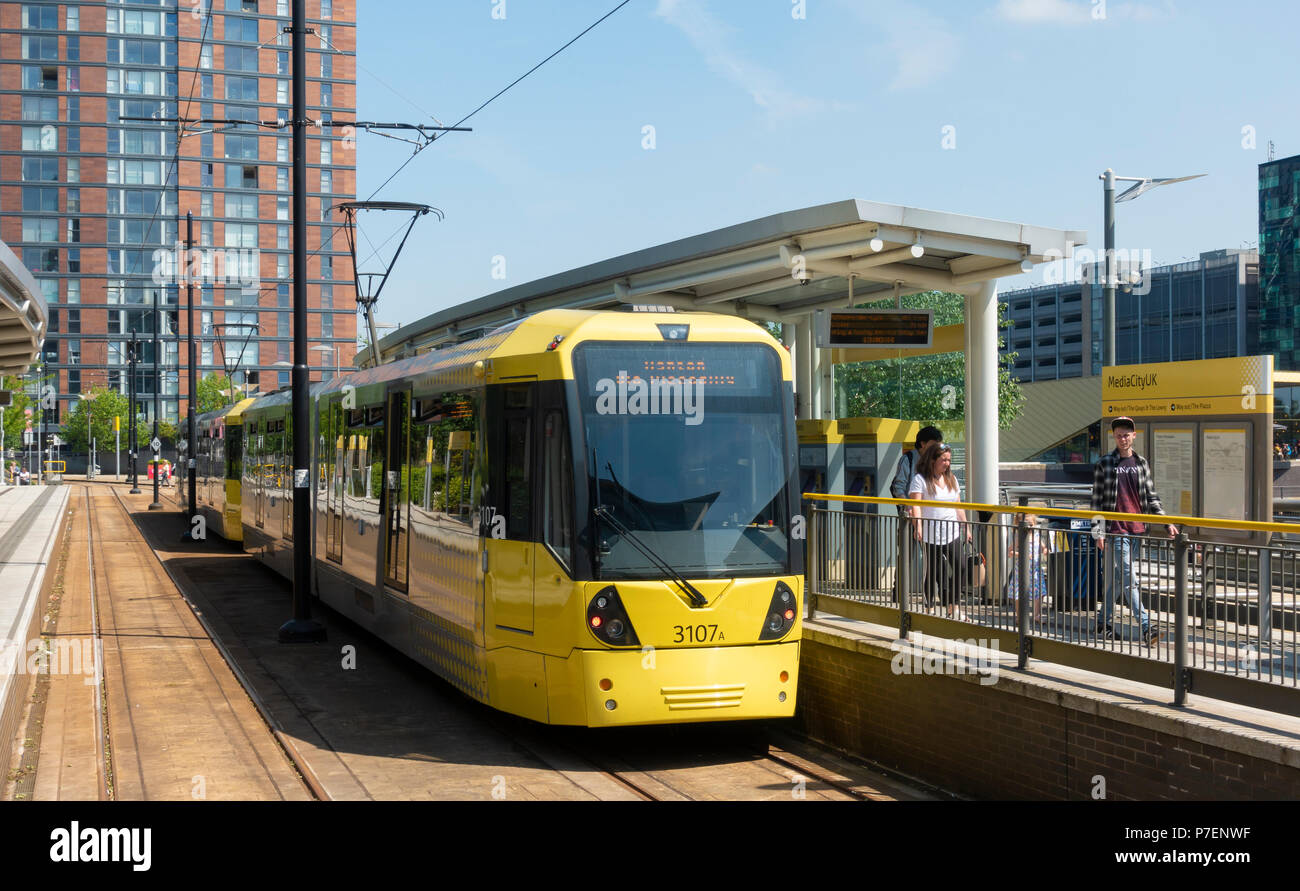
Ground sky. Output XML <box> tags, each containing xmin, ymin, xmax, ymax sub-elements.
<box><xmin>348</xmin><ymin>0</ymin><xmax>1300</xmax><ymax>331</ymax></box>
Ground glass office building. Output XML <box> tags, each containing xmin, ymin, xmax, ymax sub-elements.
<box><xmin>1260</xmin><ymin>153</ymin><xmax>1300</xmax><ymax>371</ymax></box>
<box><xmin>1</xmin><ymin>0</ymin><xmax>357</xmax><ymax>429</ymax></box>
<box><xmin>1000</xmin><ymin>249</ymin><xmax>1259</xmax><ymax>383</ymax></box>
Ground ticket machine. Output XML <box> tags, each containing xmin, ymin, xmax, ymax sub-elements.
<box><xmin>797</xmin><ymin>419</ymin><xmax>844</xmax><ymax>573</ymax></box>
<box><xmin>836</xmin><ymin>418</ymin><xmax>918</xmax><ymax>591</ymax></box>
<box><xmin>797</xmin><ymin>419</ymin><xmax>844</xmax><ymax>501</ymax></box>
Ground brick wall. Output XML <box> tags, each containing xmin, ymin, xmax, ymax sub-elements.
<box><xmin>796</xmin><ymin>626</ymin><xmax>1300</xmax><ymax>800</ymax></box>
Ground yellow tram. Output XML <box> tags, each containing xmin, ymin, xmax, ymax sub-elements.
<box><xmin>231</xmin><ymin>309</ymin><xmax>803</xmax><ymax>725</ymax></box>
<box><xmin>192</xmin><ymin>397</ymin><xmax>256</xmax><ymax>542</ymax></box>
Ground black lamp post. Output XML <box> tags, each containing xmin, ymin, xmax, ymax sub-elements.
<box><xmin>278</xmin><ymin>0</ymin><xmax>325</xmax><ymax>643</ymax></box>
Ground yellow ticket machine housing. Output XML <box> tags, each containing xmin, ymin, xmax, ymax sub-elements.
<box><xmin>797</xmin><ymin>419</ymin><xmax>844</xmax><ymax>574</ymax></box>
<box><xmin>836</xmin><ymin>418</ymin><xmax>919</xmax><ymax>591</ymax></box>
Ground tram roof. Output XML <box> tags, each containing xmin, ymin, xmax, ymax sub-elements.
<box><xmin>361</xmin><ymin>198</ymin><xmax>1087</xmax><ymax>366</ymax></box>
<box><xmin>0</xmin><ymin>238</ymin><xmax>46</xmax><ymax>376</ymax></box>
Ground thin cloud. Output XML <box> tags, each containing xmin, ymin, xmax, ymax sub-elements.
<box><xmin>653</xmin><ymin>0</ymin><xmax>830</xmax><ymax>119</ymax></box>
<box><xmin>995</xmin><ymin>0</ymin><xmax>1172</xmax><ymax>24</ymax></box>
<box><xmin>833</xmin><ymin>0</ymin><xmax>960</xmax><ymax>91</ymax></box>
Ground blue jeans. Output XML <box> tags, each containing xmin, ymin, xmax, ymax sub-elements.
<box><xmin>1099</xmin><ymin>535</ymin><xmax>1151</xmax><ymax>632</ymax></box>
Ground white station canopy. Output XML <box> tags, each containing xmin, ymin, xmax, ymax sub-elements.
<box><xmin>0</xmin><ymin>239</ymin><xmax>46</xmax><ymax>376</ymax></box>
<box><xmin>365</xmin><ymin>198</ymin><xmax>1087</xmax><ymax>508</ymax></box>
<box><xmin>364</xmin><ymin>198</ymin><xmax>1086</xmax><ymax>362</ymax></box>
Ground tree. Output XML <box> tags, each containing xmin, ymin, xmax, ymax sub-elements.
<box><xmin>0</xmin><ymin>374</ymin><xmax>36</xmax><ymax>459</ymax></box>
<box><xmin>62</xmin><ymin>386</ymin><xmax>152</xmax><ymax>454</ymax></box>
<box><xmin>196</xmin><ymin>372</ymin><xmax>239</xmax><ymax>413</ymax></box>
<box><xmin>833</xmin><ymin>291</ymin><xmax>1024</xmax><ymax>429</ymax></box>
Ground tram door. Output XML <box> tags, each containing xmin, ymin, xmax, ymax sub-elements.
<box><xmin>325</xmin><ymin>400</ymin><xmax>344</xmax><ymax>562</ymax></box>
<box><xmin>253</xmin><ymin>424</ymin><xmax>266</xmax><ymax>529</ymax></box>
<box><xmin>282</xmin><ymin>415</ymin><xmax>293</xmax><ymax>541</ymax></box>
<box><xmin>383</xmin><ymin>389</ymin><xmax>410</xmax><ymax>592</ymax></box>
<box><xmin>492</xmin><ymin>383</ymin><xmax>536</xmax><ymax>633</ymax></box>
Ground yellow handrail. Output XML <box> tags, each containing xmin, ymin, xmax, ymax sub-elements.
<box><xmin>802</xmin><ymin>492</ymin><xmax>1297</xmax><ymax>536</ymax></box>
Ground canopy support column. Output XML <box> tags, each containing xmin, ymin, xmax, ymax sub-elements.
<box><xmin>796</xmin><ymin>317</ymin><xmax>813</xmax><ymax>420</ymax></box>
<box><xmin>965</xmin><ymin>279</ymin><xmax>1000</xmax><ymax>505</ymax></box>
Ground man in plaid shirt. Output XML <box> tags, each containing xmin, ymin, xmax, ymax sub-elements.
<box><xmin>1091</xmin><ymin>417</ymin><xmax>1178</xmax><ymax>645</ymax></box>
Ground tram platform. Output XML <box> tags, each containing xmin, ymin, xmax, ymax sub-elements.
<box><xmin>0</xmin><ymin>484</ymin><xmax>71</xmax><ymax>778</ymax></box>
<box><xmin>8</xmin><ymin>479</ymin><xmax>928</xmax><ymax>801</ymax></box>
<box><xmin>797</xmin><ymin>613</ymin><xmax>1300</xmax><ymax>800</ymax></box>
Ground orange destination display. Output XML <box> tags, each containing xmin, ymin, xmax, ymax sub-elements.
<box><xmin>816</xmin><ymin>309</ymin><xmax>934</xmax><ymax>349</ymax></box>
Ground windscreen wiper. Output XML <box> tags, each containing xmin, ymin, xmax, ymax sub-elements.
<box><xmin>593</xmin><ymin>504</ymin><xmax>709</xmax><ymax>608</ymax></box>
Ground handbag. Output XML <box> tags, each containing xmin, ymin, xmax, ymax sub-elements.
<box><xmin>961</xmin><ymin>539</ymin><xmax>987</xmax><ymax>588</ymax></box>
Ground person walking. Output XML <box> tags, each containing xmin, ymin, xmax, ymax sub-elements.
<box><xmin>1091</xmin><ymin>417</ymin><xmax>1177</xmax><ymax>645</ymax></box>
<box><xmin>909</xmin><ymin>441</ymin><xmax>972</xmax><ymax>620</ymax></box>
<box><xmin>891</xmin><ymin>426</ymin><xmax>943</xmax><ymax>602</ymax></box>
<box><xmin>1007</xmin><ymin>513</ymin><xmax>1048</xmax><ymax>625</ymax></box>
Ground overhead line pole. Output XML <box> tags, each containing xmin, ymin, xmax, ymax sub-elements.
<box><xmin>279</xmin><ymin>0</ymin><xmax>325</xmax><ymax>644</ymax></box>
<box><xmin>129</xmin><ymin>332</ymin><xmax>140</xmax><ymax>494</ymax></box>
<box><xmin>149</xmin><ymin>282</ymin><xmax>161</xmax><ymax>510</ymax></box>
<box><xmin>186</xmin><ymin>211</ymin><xmax>198</xmax><ymax>527</ymax></box>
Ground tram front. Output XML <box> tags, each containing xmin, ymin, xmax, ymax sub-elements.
<box><xmin>561</xmin><ymin>316</ymin><xmax>802</xmax><ymax>725</ymax></box>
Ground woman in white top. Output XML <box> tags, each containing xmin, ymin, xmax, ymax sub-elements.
<box><xmin>909</xmin><ymin>442</ymin><xmax>972</xmax><ymax>619</ymax></box>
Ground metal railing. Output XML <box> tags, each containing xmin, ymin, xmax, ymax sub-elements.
<box><xmin>805</xmin><ymin>493</ymin><xmax>1300</xmax><ymax>718</ymax></box>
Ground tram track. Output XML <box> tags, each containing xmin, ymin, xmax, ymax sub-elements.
<box><xmin>15</xmin><ymin>481</ymin><xmax>314</xmax><ymax>801</ymax></box>
<box><xmin>83</xmin><ymin>486</ymin><xmax>112</xmax><ymax>800</ymax></box>
<box><xmin>104</xmin><ymin>483</ymin><xmax>932</xmax><ymax>802</ymax></box>
<box><xmin>105</xmin><ymin>484</ymin><xmax>328</xmax><ymax>801</ymax></box>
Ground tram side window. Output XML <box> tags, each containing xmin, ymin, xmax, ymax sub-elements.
<box><xmin>542</xmin><ymin>409</ymin><xmax>573</xmax><ymax>570</ymax></box>
<box><xmin>213</xmin><ymin>431</ymin><xmax>224</xmax><ymax>484</ymax></box>
<box><xmin>344</xmin><ymin>406</ymin><xmax>384</xmax><ymax>505</ymax></box>
<box><xmin>227</xmin><ymin>426</ymin><xmax>242</xmax><ymax>481</ymax></box>
<box><xmin>368</xmin><ymin>411</ymin><xmax>385</xmax><ymax>506</ymax></box>
<box><xmin>345</xmin><ymin>410</ymin><xmax>368</xmax><ymax>500</ymax></box>
<box><xmin>410</xmin><ymin>424</ymin><xmax>433</xmax><ymax>512</ymax></box>
<box><xmin>505</xmin><ymin>415</ymin><xmax>530</xmax><ymax>539</ymax></box>
<box><xmin>412</xmin><ymin>391</ymin><xmax>479</xmax><ymax>527</ymax></box>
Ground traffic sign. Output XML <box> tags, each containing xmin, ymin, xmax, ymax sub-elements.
<box><xmin>150</xmin><ymin>437</ymin><xmax>161</xmax><ymax>452</ymax></box>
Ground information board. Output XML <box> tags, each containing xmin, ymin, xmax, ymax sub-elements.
<box><xmin>816</xmin><ymin>310</ymin><xmax>933</xmax><ymax>349</ymax></box>
<box><xmin>1202</xmin><ymin>427</ymin><xmax>1249</xmax><ymax>521</ymax></box>
<box><xmin>1152</xmin><ymin>427</ymin><xmax>1195</xmax><ymax>515</ymax></box>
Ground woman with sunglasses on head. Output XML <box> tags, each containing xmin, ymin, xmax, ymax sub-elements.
<box><xmin>909</xmin><ymin>441</ymin><xmax>973</xmax><ymax>620</ymax></box>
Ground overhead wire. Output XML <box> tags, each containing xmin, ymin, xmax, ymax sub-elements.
<box><xmin>240</xmin><ymin>1</ymin><xmax>638</xmax><ymax>335</ymax></box>
<box><xmin>322</xmin><ymin>0</ymin><xmax>637</xmax><ymax>273</ymax></box>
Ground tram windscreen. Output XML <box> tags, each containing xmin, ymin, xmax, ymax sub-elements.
<box><xmin>573</xmin><ymin>341</ymin><xmax>792</xmax><ymax>579</ymax></box>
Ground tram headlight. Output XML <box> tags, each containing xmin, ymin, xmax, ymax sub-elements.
<box><xmin>758</xmin><ymin>581</ymin><xmax>798</xmax><ymax>641</ymax></box>
<box><xmin>586</xmin><ymin>586</ymin><xmax>640</xmax><ymax>647</ymax></box>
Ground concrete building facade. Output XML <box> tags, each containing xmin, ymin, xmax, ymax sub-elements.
<box><xmin>1000</xmin><ymin>249</ymin><xmax>1259</xmax><ymax>384</ymax></box>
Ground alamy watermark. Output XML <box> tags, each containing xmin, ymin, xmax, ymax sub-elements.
<box><xmin>1041</xmin><ymin>241</ymin><xmax>1153</xmax><ymax>296</ymax></box>
<box><xmin>889</xmin><ymin>631</ymin><xmax>1000</xmax><ymax>685</ymax></box>
<box><xmin>0</xmin><ymin>637</ymin><xmax>100</xmax><ymax>685</ymax></box>
<box><xmin>593</xmin><ymin>370</ymin><xmax>705</xmax><ymax>426</ymax></box>
<box><xmin>151</xmin><ymin>243</ymin><xmax>260</xmax><ymax>289</ymax></box>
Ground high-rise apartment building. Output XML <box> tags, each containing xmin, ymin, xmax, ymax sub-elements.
<box><xmin>999</xmin><ymin>249</ymin><xmax>1259</xmax><ymax>383</ymax></box>
<box><xmin>1260</xmin><ymin>152</ymin><xmax>1300</xmax><ymax>371</ymax></box>
<box><xmin>0</xmin><ymin>0</ymin><xmax>356</xmax><ymax>429</ymax></box>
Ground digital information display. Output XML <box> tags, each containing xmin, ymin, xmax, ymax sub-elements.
<box><xmin>816</xmin><ymin>309</ymin><xmax>934</xmax><ymax>349</ymax></box>
<box><xmin>575</xmin><ymin>343</ymin><xmax>779</xmax><ymax>400</ymax></box>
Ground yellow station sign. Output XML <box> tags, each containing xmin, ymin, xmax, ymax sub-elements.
<box><xmin>1102</xmin><ymin>355</ymin><xmax>1273</xmax><ymax>417</ymax></box>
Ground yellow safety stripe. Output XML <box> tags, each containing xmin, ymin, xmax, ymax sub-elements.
<box><xmin>802</xmin><ymin>492</ymin><xmax>1295</xmax><ymax>535</ymax></box>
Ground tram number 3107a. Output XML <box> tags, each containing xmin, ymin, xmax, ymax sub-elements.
<box><xmin>673</xmin><ymin>624</ymin><xmax>725</xmax><ymax>643</ymax></box>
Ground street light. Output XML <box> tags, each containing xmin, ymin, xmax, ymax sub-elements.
<box><xmin>1100</xmin><ymin>168</ymin><xmax>1206</xmax><ymax>367</ymax></box>
<box><xmin>312</xmin><ymin>343</ymin><xmax>338</xmax><ymax>381</ymax></box>
<box><xmin>79</xmin><ymin>391</ymin><xmax>97</xmax><ymax>479</ymax></box>
<box><xmin>272</xmin><ymin>360</ymin><xmax>293</xmax><ymax>389</ymax></box>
